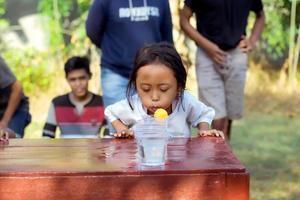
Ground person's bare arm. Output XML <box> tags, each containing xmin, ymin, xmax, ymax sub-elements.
<box><xmin>238</xmin><ymin>10</ymin><xmax>265</xmax><ymax>52</ymax></box>
<box><xmin>179</xmin><ymin>5</ymin><xmax>227</xmax><ymax>65</ymax></box>
<box><xmin>0</xmin><ymin>81</ymin><xmax>23</xmax><ymax>129</ymax></box>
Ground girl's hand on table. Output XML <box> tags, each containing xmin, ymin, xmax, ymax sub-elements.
<box><xmin>198</xmin><ymin>129</ymin><xmax>225</xmax><ymax>139</ymax></box>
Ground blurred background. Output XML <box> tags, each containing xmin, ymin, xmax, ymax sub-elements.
<box><xmin>0</xmin><ymin>0</ymin><xmax>300</xmax><ymax>199</ymax></box>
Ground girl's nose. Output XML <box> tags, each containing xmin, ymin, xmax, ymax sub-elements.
<box><xmin>151</xmin><ymin>91</ymin><xmax>159</xmax><ymax>101</ymax></box>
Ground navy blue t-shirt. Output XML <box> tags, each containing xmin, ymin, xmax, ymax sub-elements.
<box><xmin>185</xmin><ymin>0</ymin><xmax>264</xmax><ymax>50</ymax></box>
<box><xmin>86</xmin><ymin>0</ymin><xmax>173</xmax><ymax>78</ymax></box>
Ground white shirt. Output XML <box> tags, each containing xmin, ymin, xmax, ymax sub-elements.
<box><xmin>104</xmin><ymin>91</ymin><xmax>215</xmax><ymax>137</ymax></box>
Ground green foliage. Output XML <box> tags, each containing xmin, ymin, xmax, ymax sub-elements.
<box><xmin>2</xmin><ymin>50</ymin><xmax>51</xmax><ymax>94</ymax></box>
<box><xmin>38</xmin><ymin>0</ymin><xmax>91</xmax><ymax>50</ymax></box>
<box><xmin>256</xmin><ymin>0</ymin><xmax>300</xmax><ymax>60</ymax></box>
<box><xmin>0</xmin><ymin>0</ymin><xmax>10</xmax><ymax>53</ymax></box>
<box><xmin>39</xmin><ymin>0</ymin><xmax>73</xmax><ymax>18</ymax></box>
<box><xmin>1</xmin><ymin>1</ymin><xmax>91</xmax><ymax>95</ymax></box>
<box><xmin>0</xmin><ymin>0</ymin><xmax>51</xmax><ymax>94</ymax></box>
<box><xmin>0</xmin><ymin>0</ymin><xmax>7</xmax><ymax>30</ymax></box>
<box><xmin>0</xmin><ymin>0</ymin><xmax>5</xmax><ymax>16</ymax></box>
<box><xmin>77</xmin><ymin>0</ymin><xmax>91</xmax><ymax>14</ymax></box>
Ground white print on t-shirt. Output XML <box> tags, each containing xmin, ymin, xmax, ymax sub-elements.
<box><xmin>119</xmin><ymin>6</ymin><xmax>159</xmax><ymax>21</ymax></box>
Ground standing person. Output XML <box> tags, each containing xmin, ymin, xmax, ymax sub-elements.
<box><xmin>0</xmin><ymin>56</ymin><xmax>31</xmax><ymax>138</ymax></box>
<box><xmin>86</xmin><ymin>0</ymin><xmax>173</xmax><ymax>132</ymax></box>
<box><xmin>105</xmin><ymin>42</ymin><xmax>224</xmax><ymax>139</ymax></box>
<box><xmin>42</xmin><ymin>56</ymin><xmax>106</xmax><ymax>138</ymax></box>
<box><xmin>180</xmin><ymin>0</ymin><xmax>265</xmax><ymax>140</ymax></box>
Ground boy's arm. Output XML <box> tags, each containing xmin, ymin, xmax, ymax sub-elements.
<box><xmin>0</xmin><ymin>81</ymin><xmax>23</xmax><ymax>130</ymax></box>
<box><xmin>179</xmin><ymin>5</ymin><xmax>227</xmax><ymax>65</ymax></box>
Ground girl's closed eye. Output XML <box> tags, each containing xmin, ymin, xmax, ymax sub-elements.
<box><xmin>160</xmin><ymin>87</ymin><xmax>169</xmax><ymax>92</ymax></box>
<box><xmin>141</xmin><ymin>85</ymin><xmax>151</xmax><ymax>92</ymax></box>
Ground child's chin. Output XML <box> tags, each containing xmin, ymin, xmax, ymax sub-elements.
<box><xmin>75</xmin><ymin>92</ymin><xmax>88</xmax><ymax>98</ymax></box>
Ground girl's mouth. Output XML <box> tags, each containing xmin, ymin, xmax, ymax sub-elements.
<box><xmin>148</xmin><ymin>107</ymin><xmax>159</xmax><ymax>115</ymax></box>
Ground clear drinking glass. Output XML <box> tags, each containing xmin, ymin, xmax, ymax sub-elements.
<box><xmin>133</xmin><ymin>117</ymin><xmax>169</xmax><ymax>166</ymax></box>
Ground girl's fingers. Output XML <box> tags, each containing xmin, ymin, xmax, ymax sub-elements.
<box><xmin>219</xmin><ymin>131</ymin><xmax>225</xmax><ymax>139</ymax></box>
<box><xmin>212</xmin><ymin>130</ymin><xmax>225</xmax><ymax>139</ymax></box>
<box><xmin>113</xmin><ymin>133</ymin><xmax>122</xmax><ymax>138</ymax></box>
<box><xmin>198</xmin><ymin>130</ymin><xmax>225</xmax><ymax>139</ymax></box>
<box><xmin>199</xmin><ymin>131</ymin><xmax>208</xmax><ymax>137</ymax></box>
<box><xmin>114</xmin><ymin>130</ymin><xmax>134</xmax><ymax>139</ymax></box>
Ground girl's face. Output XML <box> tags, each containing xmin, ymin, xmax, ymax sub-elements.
<box><xmin>136</xmin><ymin>63</ymin><xmax>180</xmax><ymax>115</ymax></box>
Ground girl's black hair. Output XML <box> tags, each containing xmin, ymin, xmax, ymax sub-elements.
<box><xmin>64</xmin><ymin>56</ymin><xmax>92</xmax><ymax>78</ymax></box>
<box><xmin>126</xmin><ymin>42</ymin><xmax>187</xmax><ymax>108</ymax></box>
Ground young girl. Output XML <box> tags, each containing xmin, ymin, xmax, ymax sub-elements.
<box><xmin>105</xmin><ymin>42</ymin><xmax>224</xmax><ymax>139</ymax></box>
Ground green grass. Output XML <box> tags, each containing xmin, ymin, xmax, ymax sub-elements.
<box><xmin>231</xmin><ymin>112</ymin><xmax>300</xmax><ymax>200</ymax></box>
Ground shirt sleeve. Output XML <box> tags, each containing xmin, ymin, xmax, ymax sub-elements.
<box><xmin>85</xmin><ymin>0</ymin><xmax>108</xmax><ymax>48</ymax></box>
<box><xmin>251</xmin><ymin>0</ymin><xmax>264</xmax><ymax>14</ymax></box>
<box><xmin>184</xmin><ymin>92</ymin><xmax>215</xmax><ymax>127</ymax></box>
<box><xmin>42</xmin><ymin>102</ymin><xmax>57</xmax><ymax>138</ymax></box>
<box><xmin>104</xmin><ymin>98</ymin><xmax>141</xmax><ymax>127</ymax></box>
<box><xmin>0</xmin><ymin>56</ymin><xmax>16</xmax><ymax>89</ymax></box>
<box><xmin>160</xmin><ymin>0</ymin><xmax>173</xmax><ymax>43</ymax></box>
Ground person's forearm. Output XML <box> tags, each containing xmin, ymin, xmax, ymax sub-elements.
<box><xmin>180</xmin><ymin>20</ymin><xmax>212</xmax><ymax>49</ymax></box>
<box><xmin>1</xmin><ymin>81</ymin><xmax>23</xmax><ymax>126</ymax></box>
<box><xmin>249</xmin><ymin>11</ymin><xmax>265</xmax><ymax>46</ymax></box>
<box><xmin>111</xmin><ymin>120</ymin><xmax>129</xmax><ymax>133</ymax></box>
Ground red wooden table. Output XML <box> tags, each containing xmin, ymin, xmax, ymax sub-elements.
<box><xmin>0</xmin><ymin>138</ymin><xmax>249</xmax><ymax>200</ymax></box>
